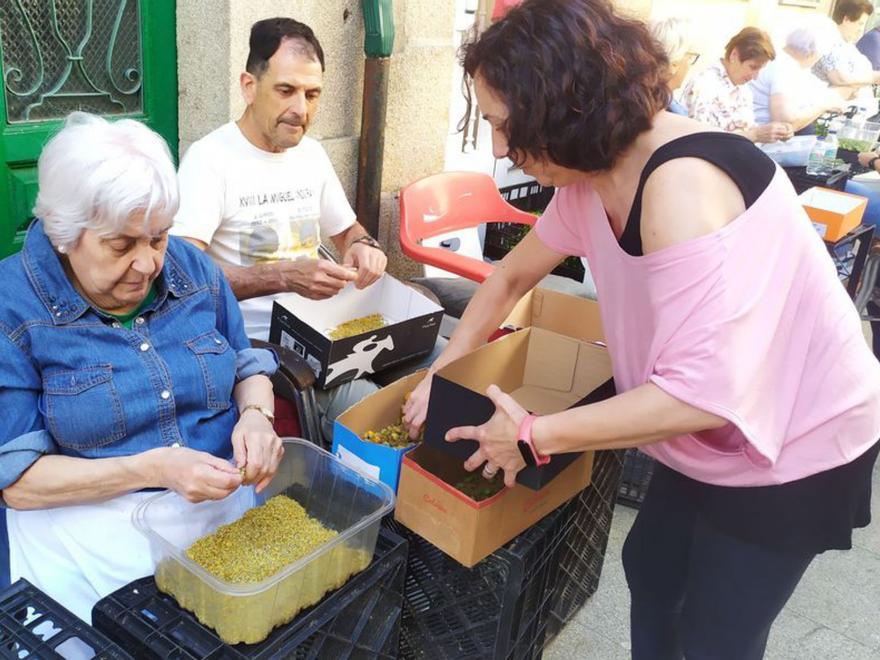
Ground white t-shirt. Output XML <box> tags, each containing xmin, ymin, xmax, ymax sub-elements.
<box><xmin>173</xmin><ymin>122</ymin><xmax>356</xmax><ymax>339</ymax></box>
<box><xmin>750</xmin><ymin>51</ymin><xmax>829</xmax><ymax>125</ymax></box>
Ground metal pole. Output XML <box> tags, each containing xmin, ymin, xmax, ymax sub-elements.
<box><xmin>356</xmin><ymin>57</ymin><xmax>391</xmax><ymax>238</ymax></box>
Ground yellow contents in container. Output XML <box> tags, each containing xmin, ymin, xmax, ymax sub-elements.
<box><xmin>155</xmin><ymin>495</ymin><xmax>371</xmax><ymax>645</ymax></box>
<box><xmin>329</xmin><ymin>313</ymin><xmax>386</xmax><ymax>340</ymax></box>
<box><xmin>186</xmin><ymin>495</ymin><xmax>336</xmax><ymax>583</ymax></box>
<box><xmin>364</xmin><ymin>420</ymin><xmax>415</xmax><ymax>448</ymax></box>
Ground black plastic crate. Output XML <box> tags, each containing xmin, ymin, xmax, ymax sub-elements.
<box><xmin>485</xmin><ymin>182</ymin><xmax>586</xmax><ymax>283</ymax></box>
<box><xmin>617</xmin><ymin>448</ymin><xmax>656</xmax><ymax>509</ymax></box>
<box><xmin>782</xmin><ymin>166</ymin><xmax>849</xmax><ymax>195</ymax></box>
<box><xmin>544</xmin><ymin>450</ymin><xmax>624</xmax><ymax>644</ymax></box>
<box><xmin>389</xmin><ymin>494</ymin><xmax>575</xmax><ymax>660</ymax></box>
<box><xmin>499</xmin><ymin>181</ymin><xmax>554</xmax><ymax>214</ymax></box>
<box><xmin>92</xmin><ymin>528</ymin><xmax>407</xmax><ymax>659</ymax></box>
<box><xmin>0</xmin><ymin>578</ymin><xmax>133</xmax><ymax>659</ymax></box>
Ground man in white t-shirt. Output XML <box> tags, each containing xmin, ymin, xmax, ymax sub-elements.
<box><xmin>173</xmin><ymin>18</ymin><xmax>431</xmax><ymax>442</ymax></box>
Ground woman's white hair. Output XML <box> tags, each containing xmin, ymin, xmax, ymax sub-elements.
<box><xmin>648</xmin><ymin>17</ymin><xmax>693</xmax><ymax>64</ymax></box>
<box><xmin>785</xmin><ymin>16</ymin><xmax>840</xmax><ymax>59</ymax></box>
<box><xmin>34</xmin><ymin>112</ymin><xmax>178</xmax><ymax>251</ymax></box>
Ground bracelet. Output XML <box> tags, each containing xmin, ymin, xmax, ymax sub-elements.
<box><xmin>870</xmin><ymin>156</ymin><xmax>880</xmax><ymax>172</ymax></box>
<box><xmin>350</xmin><ymin>235</ymin><xmax>383</xmax><ymax>251</ymax></box>
<box><xmin>240</xmin><ymin>404</ymin><xmax>275</xmax><ymax>424</ymax></box>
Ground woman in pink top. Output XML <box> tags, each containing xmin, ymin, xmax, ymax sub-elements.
<box><xmin>403</xmin><ymin>1</ymin><xmax>880</xmax><ymax>658</ymax></box>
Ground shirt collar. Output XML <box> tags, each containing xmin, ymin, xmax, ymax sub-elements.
<box><xmin>22</xmin><ymin>220</ymin><xmax>198</xmax><ymax>325</ymax></box>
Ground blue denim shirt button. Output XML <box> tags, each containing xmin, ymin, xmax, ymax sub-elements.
<box><xmin>170</xmin><ymin>442</ymin><xmax>181</xmax><ymax>448</ymax></box>
<box><xmin>135</xmin><ymin>317</ymin><xmax>145</xmax><ymax>325</ymax></box>
<box><xmin>160</xmin><ymin>390</ymin><xmax>170</xmax><ymax>400</ymax></box>
<box><xmin>139</xmin><ymin>342</ymin><xmax>150</xmax><ymax>352</ymax></box>
<box><xmin>111</xmin><ymin>321</ymin><xmax>121</xmax><ymax>329</ymax></box>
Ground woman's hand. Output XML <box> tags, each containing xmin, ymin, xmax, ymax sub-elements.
<box><xmin>754</xmin><ymin>122</ymin><xmax>793</xmax><ymax>143</ymax></box>
<box><xmin>445</xmin><ymin>385</ymin><xmax>529</xmax><ymax>488</ymax></box>
<box><xmin>152</xmin><ymin>447</ymin><xmax>243</xmax><ymax>503</ymax></box>
<box><xmin>231</xmin><ymin>410</ymin><xmax>283</xmax><ymax>493</ymax></box>
<box><xmin>403</xmin><ymin>371</ymin><xmax>433</xmax><ymax>439</ymax></box>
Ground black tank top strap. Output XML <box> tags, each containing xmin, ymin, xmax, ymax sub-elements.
<box><xmin>619</xmin><ymin>132</ymin><xmax>777</xmax><ymax>256</ymax></box>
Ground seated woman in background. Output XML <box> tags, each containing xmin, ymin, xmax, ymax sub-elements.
<box><xmin>750</xmin><ymin>17</ymin><xmax>847</xmax><ymax>134</ymax></box>
<box><xmin>648</xmin><ymin>17</ymin><xmax>698</xmax><ymax>116</ymax></box>
<box><xmin>813</xmin><ymin>0</ymin><xmax>880</xmax><ymax>105</ymax></box>
<box><xmin>0</xmin><ymin>113</ymin><xmax>281</xmax><ymax>622</ymax></box>
<box><xmin>682</xmin><ymin>27</ymin><xmax>793</xmax><ymax>143</ymax></box>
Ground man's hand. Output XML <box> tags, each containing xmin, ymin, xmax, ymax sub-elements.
<box><xmin>343</xmin><ymin>241</ymin><xmax>387</xmax><ymax>289</ymax></box>
<box><xmin>859</xmin><ymin>151</ymin><xmax>880</xmax><ymax>171</ymax></box>
<box><xmin>279</xmin><ymin>258</ymin><xmax>358</xmax><ymax>300</ymax></box>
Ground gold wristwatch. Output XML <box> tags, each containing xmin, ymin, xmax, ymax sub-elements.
<box><xmin>240</xmin><ymin>404</ymin><xmax>275</xmax><ymax>424</ymax></box>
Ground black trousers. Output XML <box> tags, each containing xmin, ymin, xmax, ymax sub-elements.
<box><xmin>622</xmin><ymin>465</ymin><xmax>815</xmax><ymax>660</ymax></box>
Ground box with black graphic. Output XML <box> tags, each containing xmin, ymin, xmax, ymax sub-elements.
<box><xmin>270</xmin><ymin>275</ymin><xmax>443</xmax><ymax>389</ymax></box>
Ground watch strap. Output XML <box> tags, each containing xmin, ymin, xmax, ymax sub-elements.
<box><xmin>240</xmin><ymin>404</ymin><xmax>275</xmax><ymax>424</ymax></box>
<box><xmin>518</xmin><ymin>414</ymin><xmax>550</xmax><ymax>466</ymax></box>
<box><xmin>351</xmin><ymin>235</ymin><xmax>383</xmax><ymax>251</ymax></box>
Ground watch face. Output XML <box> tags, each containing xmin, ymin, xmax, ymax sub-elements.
<box><xmin>517</xmin><ymin>440</ymin><xmax>536</xmax><ymax>467</ymax></box>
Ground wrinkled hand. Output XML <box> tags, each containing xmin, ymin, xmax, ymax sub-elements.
<box><xmin>279</xmin><ymin>258</ymin><xmax>357</xmax><ymax>300</ymax></box>
<box><xmin>231</xmin><ymin>410</ymin><xmax>284</xmax><ymax>493</ymax></box>
<box><xmin>155</xmin><ymin>447</ymin><xmax>242</xmax><ymax>503</ymax></box>
<box><xmin>343</xmin><ymin>241</ymin><xmax>387</xmax><ymax>289</ymax></box>
<box><xmin>756</xmin><ymin>122</ymin><xmax>793</xmax><ymax>143</ymax></box>
<box><xmin>403</xmin><ymin>371</ymin><xmax>433</xmax><ymax>439</ymax></box>
<box><xmin>445</xmin><ymin>385</ymin><xmax>529</xmax><ymax>488</ymax></box>
<box><xmin>858</xmin><ymin>151</ymin><xmax>879</xmax><ymax>168</ymax></box>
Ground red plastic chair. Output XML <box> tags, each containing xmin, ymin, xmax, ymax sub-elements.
<box><xmin>399</xmin><ymin>172</ymin><xmax>538</xmax><ymax>283</ymax></box>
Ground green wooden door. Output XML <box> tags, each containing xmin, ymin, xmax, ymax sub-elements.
<box><xmin>0</xmin><ymin>0</ymin><xmax>177</xmax><ymax>258</ymax></box>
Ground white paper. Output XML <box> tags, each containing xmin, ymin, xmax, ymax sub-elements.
<box><xmin>336</xmin><ymin>445</ymin><xmax>382</xmax><ymax>480</ymax></box>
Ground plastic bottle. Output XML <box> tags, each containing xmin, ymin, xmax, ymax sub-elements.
<box><xmin>823</xmin><ymin>131</ymin><xmax>839</xmax><ymax>174</ymax></box>
<box><xmin>806</xmin><ymin>136</ymin><xmax>828</xmax><ymax>176</ymax></box>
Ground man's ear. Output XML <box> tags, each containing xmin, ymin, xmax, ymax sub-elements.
<box><xmin>240</xmin><ymin>71</ymin><xmax>257</xmax><ymax>105</ymax></box>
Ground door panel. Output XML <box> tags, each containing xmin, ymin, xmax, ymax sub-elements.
<box><xmin>0</xmin><ymin>0</ymin><xmax>177</xmax><ymax>258</ymax></box>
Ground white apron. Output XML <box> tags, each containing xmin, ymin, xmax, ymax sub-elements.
<box><xmin>8</xmin><ymin>488</ymin><xmax>250</xmax><ymax>623</ymax></box>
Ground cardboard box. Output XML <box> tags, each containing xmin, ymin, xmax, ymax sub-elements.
<box><xmin>799</xmin><ymin>187</ymin><xmax>867</xmax><ymax>242</ymax></box>
<box><xmin>333</xmin><ymin>370</ymin><xmax>427</xmax><ymax>491</ymax></box>
<box><xmin>394</xmin><ymin>443</ymin><xmax>593</xmax><ymax>567</ymax></box>
<box><xmin>502</xmin><ymin>288</ymin><xmax>604</xmax><ymax>343</ymax></box>
<box><xmin>269</xmin><ymin>275</ymin><xmax>443</xmax><ymax>389</ymax></box>
<box><xmin>424</xmin><ymin>327</ymin><xmax>614</xmax><ymax>490</ymax></box>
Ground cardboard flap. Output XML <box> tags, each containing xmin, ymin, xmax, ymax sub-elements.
<box><xmin>336</xmin><ymin>370</ymin><xmax>427</xmax><ymax>435</ymax></box>
<box><xmin>522</xmin><ymin>327</ymin><xmax>580</xmax><ymax>393</ymax></box>
<box><xmin>438</xmin><ymin>329</ymin><xmax>529</xmax><ymax>394</ymax></box>
<box><xmin>502</xmin><ymin>288</ymin><xmax>605</xmax><ymax>343</ymax></box>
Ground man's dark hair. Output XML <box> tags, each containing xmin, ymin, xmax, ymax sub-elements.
<box><xmin>461</xmin><ymin>0</ymin><xmax>669</xmax><ymax>173</ymax></box>
<box><xmin>833</xmin><ymin>0</ymin><xmax>874</xmax><ymax>25</ymax></box>
<box><xmin>246</xmin><ymin>17</ymin><xmax>325</xmax><ymax>76</ymax></box>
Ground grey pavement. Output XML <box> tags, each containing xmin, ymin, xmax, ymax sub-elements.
<box><xmin>546</xmin><ymin>456</ymin><xmax>880</xmax><ymax>660</ymax></box>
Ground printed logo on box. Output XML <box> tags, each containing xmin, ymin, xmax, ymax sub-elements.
<box><xmin>325</xmin><ymin>334</ymin><xmax>395</xmax><ymax>384</ymax></box>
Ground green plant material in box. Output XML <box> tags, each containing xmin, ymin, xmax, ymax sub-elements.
<box><xmin>329</xmin><ymin>313</ymin><xmax>386</xmax><ymax>340</ymax></box>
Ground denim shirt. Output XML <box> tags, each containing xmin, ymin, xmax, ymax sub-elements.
<box><xmin>0</xmin><ymin>221</ymin><xmax>277</xmax><ymax>491</ymax></box>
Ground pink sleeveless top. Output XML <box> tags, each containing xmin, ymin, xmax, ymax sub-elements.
<box><xmin>536</xmin><ymin>167</ymin><xmax>880</xmax><ymax>486</ymax></box>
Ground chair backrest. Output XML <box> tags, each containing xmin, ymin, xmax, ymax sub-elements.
<box><xmin>400</xmin><ymin>171</ymin><xmax>537</xmax><ymax>247</ymax></box>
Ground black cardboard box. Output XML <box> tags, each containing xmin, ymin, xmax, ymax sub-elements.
<box><xmin>269</xmin><ymin>275</ymin><xmax>443</xmax><ymax>389</ymax></box>
<box><xmin>424</xmin><ymin>327</ymin><xmax>614</xmax><ymax>490</ymax></box>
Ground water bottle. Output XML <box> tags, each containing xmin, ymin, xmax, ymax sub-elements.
<box><xmin>823</xmin><ymin>131</ymin><xmax>839</xmax><ymax>174</ymax></box>
<box><xmin>806</xmin><ymin>137</ymin><xmax>828</xmax><ymax>176</ymax></box>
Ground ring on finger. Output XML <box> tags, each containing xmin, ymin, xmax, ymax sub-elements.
<box><xmin>482</xmin><ymin>462</ymin><xmax>499</xmax><ymax>479</ymax></box>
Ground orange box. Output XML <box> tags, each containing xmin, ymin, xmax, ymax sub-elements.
<box><xmin>394</xmin><ymin>443</ymin><xmax>593</xmax><ymax>567</ymax></box>
<box><xmin>799</xmin><ymin>187</ymin><xmax>867</xmax><ymax>242</ymax></box>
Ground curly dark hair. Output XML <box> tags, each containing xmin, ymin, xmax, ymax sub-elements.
<box><xmin>461</xmin><ymin>0</ymin><xmax>669</xmax><ymax>172</ymax></box>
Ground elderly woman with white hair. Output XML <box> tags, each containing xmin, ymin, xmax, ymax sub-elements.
<box><xmin>648</xmin><ymin>17</ymin><xmax>698</xmax><ymax>116</ymax></box>
<box><xmin>0</xmin><ymin>113</ymin><xmax>281</xmax><ymax>622</ymax></box>
<box><xmin>749</xmin><ymin>17</ymin><xmax>846</xmax><ymax>133</ymax></box>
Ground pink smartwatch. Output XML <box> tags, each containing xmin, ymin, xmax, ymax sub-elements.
<box><xmin>516</xmin><ymin>414</ymin><xmax>550</xmax><ymax>467</ymax></box>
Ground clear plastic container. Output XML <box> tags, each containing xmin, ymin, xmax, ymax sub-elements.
<box><xmin>837</xmin><ymin>119</ymin><xmax>880</xmax><ymax>153</ymax></box>
<box><xmin>132</xmin><ymin>438</ymin><xmax>395</xmax><ymax>645</ymax></box>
